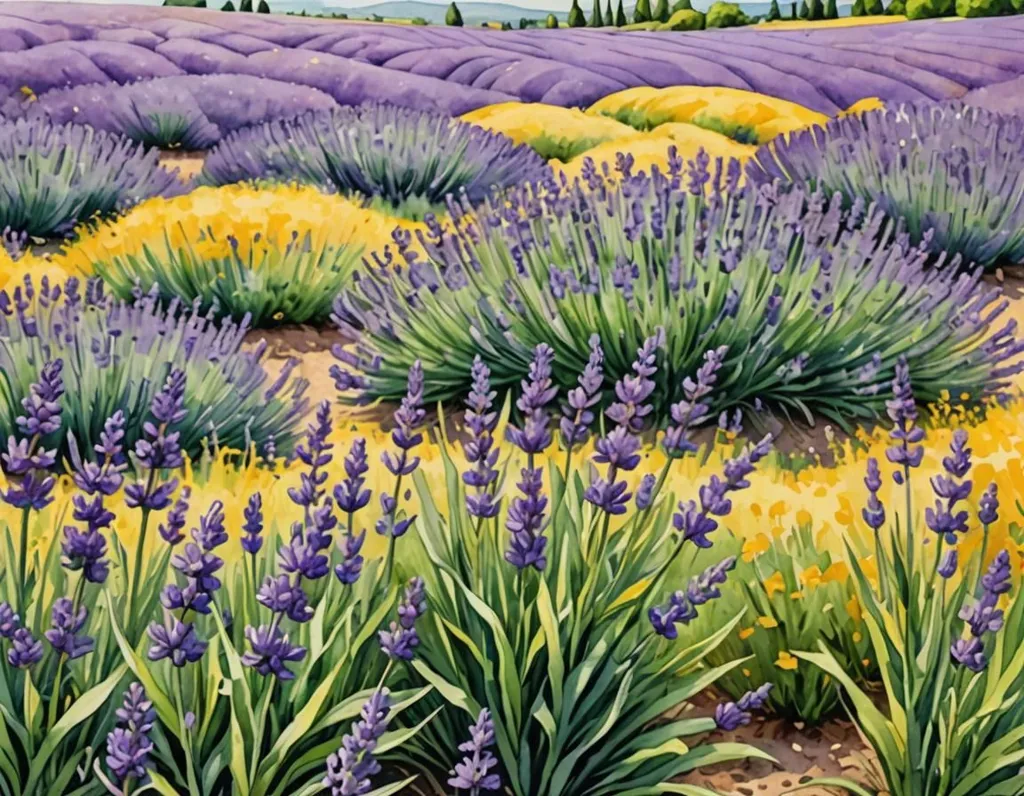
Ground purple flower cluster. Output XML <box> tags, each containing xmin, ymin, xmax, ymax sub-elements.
<box><xmin>664</xmin><ymin>346</ymin><xmax>728</xmax><ymax>458</ymax></box>
<box><xmin>463</xmin><ymin>356</ymin><xmax>500</xmax><ymax>519</ymax></box>
<box><xmin>380</xmin><ymin>577</ymin><xmax>426</xmax><ymax>661</ymax></box>
<box><xmin>672</xmin><ymin>436</ymin><xmax>773</xmax><ymax>549</ymax></box>
<box><xmin>649</xmin><ymin>557</ymin><xmax>737</xmax><ymax>639</ymax></box>
<box><xmin>1</xmin><ymin>359</ymin><xmax>63</xmax><ymax>512</ymax></box>
<box><xmin>61</xmin><ymin>495</ymin><xmax>112</xmax><ymax>584</ymax></box>
<box><xmin>323</xmin><ymin>689</ymin><xmax>392</xmax><ymax>796</ymax></box>
<box><xmin>506</xmin><ymin>344</ymin><xmax>558</xmax><ymax>457</ymax></box>
<box><xmin>861</xmin><ymin>457</ymin><xmax>885</xmax><ymax>532</ymax></box>
<box><xmin>925</xmin><ymin>429</ymin><xmax>972</xmax><ymax>544</ymax></box>
<box><xmin>242</xmin><ymin>492</ymin><xmax>264</xmax><ymax>555</ymax></box>
<box><xmin>714</xmin><ymin>683</ymin><xmax>774</xmax><ymax>732</ymax></box>
<box><xmin>885</xmin><ymin>358</ymin><xmax>924</xmax><ymax>482</ymax></box>
<box><xmin>159</xmin><ymin>488</ymin><xmax>191</xmax><ymax>546</ymax></box>
<box><xmin>559</xmin><ymin>335</ymin><xmax>604</xmax><ymax>452</ymax></box>
<box><xmin>951</xmin><ymin>550</ymin><xmax>1012</xmax><ymax>673</ymax></box>
<box><xmin>105</xmin><ymin>682</ymin><xmax>155</xmax><ymax>786</ymax></box>
<box><xmin>378</xmin><ymin>364</ymin><xmax>425</xmax><ymax>539</ymax></box>
<box><xmin>335</xmin><ymin>437</ymin><xmax>370</xmax><ymax>585</ymax></box>
<box><xmin>0</xmin><ymin>602</ymin><xmax>42</xmax><ymax>667</ymax></box>
<box><xmin>448</xmin><ymin>708</ymin><xmax>502</xmax><ymax>795</ymax></box>
<box><xmin>505</xmin><ymin>467</ymin><xmax>549</xmax><ymax>571</ymax></box>
<box><xmin>125</xmin><ymin>369</ymin><xmax>187</xmax><ymax>511</ymax></box>
<box><xmin>584</xmin><ymin>332</ymin><xmax>663</xmax><ymax>516</ymax></box>
<box><xmin>45</xmin><ymin>597</ymin><xmax>93</xmax><ymax>660</ymax></box>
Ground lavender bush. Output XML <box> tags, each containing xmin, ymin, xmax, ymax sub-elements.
<box><xmin>2</xmin><ymin>75</ymin><xmax>340</xmax><ymax>151</ymax></box>
<box><xmin>381</xmin><ymin>336</ymin><xmax>775</xmax><ymax>795</ymax></box>
<box><xmin>797</xmin><ymin>361</ymin><xmax>1024</xmax><ymax>796</ymax></box>
<box><xmin>747</xmin><ymin>102</ymin><xmax>1024</xmax><ymax>270</ymax></box>
<box><xmin>333</xmin><ymin>148</ymin><xmax>1023</xmax><ymax>427</ymax></box>
<box><xmin>0</xmin><ymin>275</ymin><xmax>309</xmax><ymax>465</ymax></box>
<box><xmin>0</xmin><ymin>117</ymin><xmax>185</xmax><ymax>238</ymax></box>
<box><xmin>199</xmin><ymin>102</ymin><xmax>552</xmax><ymax>219</ymax></box>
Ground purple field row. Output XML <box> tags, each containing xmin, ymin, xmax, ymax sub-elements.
<box><xmin>0</xmin><ymin>3</ymin><xmax>1022</xmax><ymax>118</ymax></box>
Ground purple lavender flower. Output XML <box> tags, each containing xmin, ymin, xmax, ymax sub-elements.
<box><xmin>171</xmin><ymin>543</ymin><xmax>223</xmax><ymax>596</ymax></box>
<box><xmin>926</xmin><ymin>429</ymin><xmax>972</xmax><ymax>543</ymax></box>
<box><xmin>951</xmin><ymin>550</ymin><xmax>1012</xmax><ymax>672</ymax></box>
<box><xmin>664</xmin><ymin>346</ymin><xmax>728</xmax><ymax>457</ymax></box>
<box><xmin>2</xmin><ymin>471</ymin><xmax>56</xmax><ymax>511</ymax></box>
<box><xmin>380</xmin><ymin>576</ymin><xmax>426</xmax><ymax>660</ymax></box>
<box><xmin>279</xmin><ymin>528</ymin><xmax>330</xmax><ymax>581</ymax></box>
<box><xmin>242</xmin><ymin>493</ymin><xmax>264</xmax><ymax>555</ymax></box>
<box><xmin>606</xmin><ymin>330</ymin><xmax>663</xmax><ymax>433</ymax></box>
<box><xmin>289</xmin><ymin>401</ymin><xmax>334</xmax><ymax>510</ymax></box>
<box><xmin>256</xmin><ymin>575</ymin><xmax>314</xmax><ymax>623</ymax></box>
<box><xmin>982</xmin><ymin>550</ymin><xmax>1012</xmax><ymax>595</ymax></box>
<box><xmin>505</xmin><ymin>467</ymin><xmax>548</xmax><ymax>571</ymax></box>
<box><xmin>241</xmin><ymin>624</ymin><xmax>307</xmax><ymax>681</ymax></box>
<box><xmin>0</xmin><ymin>602</ymin><xmax>17</xmax><ymax>637</ymax></box>
<box><xmin>862</xmin><ymin>457</ymin><xmax>886</xmax><ymax>532</ymax></box>
<box><xmin>323</xmin><ymin>689</ymin><xmax>391</xmax><ymax>796</ymax></box>
<box><xmin>950</xmin><ymin>637</ymin><xmax>987</xmax><ymax>673</ymax></box>
<box><xmin>15</xmin><ymin>359</ymin><xmax>65</xmax><ymax>437</ymax></box>
<box><xmin>161</xmin><ymin>580</ymin><xmax>211</xmax><ymax>616</ymax></box>
<box><xmin>885</xmin><ymin>358</ymin><xmax>924</xmax><ymax>478</ymax></box>
<box><xmin>335</xmin><ymin>530</ymin><xmax>366</xmax><ymax>585</ymax></box>
<box><xmin>635</xmin><ymin>474</ymin><xmax>657</xmax><ymax>511</ymax></box>
<box><xmin>61</xmin><ymin>522</ymin><xmax>109</xmax><ymax>584</ymax></box>
<box><xmin>381</xmin><ymin>362</ymin><xmax>425</xmax><ymax>478</ymax></box>
<box><xmin>334</xmin><ymin>438</ymin><xmax>371</xmax><ymax>515</ymax></box>
<box><xmin>448</xmin><ymin>708</ymin><xmax>502</xmax><ymax>794</ymax></box>
<box><xmin>44</xmin><ymin>597</ymin><xmax>94</xmax><ymax>659</ymax></box>
<box><xmin>7</xmin><ymin>627</ymin><xmax>43</xmax><ymax>667</ymax></box>
<box><xmin>192</xmin><ymin>500</ymin><xmax>227</xmax><ymax>551</ymax></box>
<box><xmin>158</xmin><ymin>487</ymin><xmax>191</xmax><ymax>545</ymax></box>
<box><xmin>938</xmin><ymin>549</ymin><xmax>958</xmax><ymax>579</ymax></box>
<box><xmin>148</xmin><ymin>613</ymin><xmax>207</xmax><ymax>666</ymax></box>
<box><xmin>71</xmin><ymin>411</ymin><xmax>126</xmax><ymax>496</ymax></box>
<box><xmin>463</xmin><ymin>357</ymin><xmax>501</xmax><ymax>519</ymax></box>
<box><xmin>106</xmin><ymin>682</ymin><xmax>155</xmax><ymax>785</ymax></box>
<box><xmin>559</xmin><ymin>335</ymin><xmax>603</xmax><ymax>450</ymax></box>
<box><xmin>506</xmin><ymin>344</ymin><xmax>557</xmax><ymax>456</ymax></box>
<box><xmin>714</xmin><ymin>684</ymin><xmax>774</xmax><ymax>732</ymax></box>
<box><xmin>649</xmin><ymin>557</ymin><xmax>737</xmax><ymax>639</ymax></box>
<box><xmin>979</xmin><ymin>483</ymin><xmax>999</xmax><ymax>525</ymax></box>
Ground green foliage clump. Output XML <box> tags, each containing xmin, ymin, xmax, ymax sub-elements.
<box><xmin>545</xmin><ymin>11</ymin><xmax>560</xmax><ymax>25</ymax></box>
<box><xmin>589</xmin><ymin>0</ymin><xmax>604</xmax><ymax>25</ymax></box>
<box><xmin>410</xmin><ymin>14</ymin><xmax>428</xmax><ymax>23</ymax></box>
<box><xmin>568</xmin><ymin>0</ymin><xmax>587</xmax><ymax>24</ymax></box>
<box><xmin>705</xmin><ymin>0</ymin><xmax>751</xmax><ymax>26</ymax></box>
<box><xmin>220</xmin><ymin>0</ymin><xmax>235</xmax><ymax>9</ymax></box>
<box><xmin>660</xmin><ymin>7</ymin><xmax>706</xmax><ymax>27</ymax></box>
<box><xmin>633</xmin><ymin>0</ymin><xmax>653</xmax><ymax>21</ymax></box>
<box><xmin>765</xmin><ymin>0</ymin><xmax>782</xmax><ymax>18</ymax></box>
<box><xmin>825</xmin><ymin>0</ymin><xmax>839</xmax><ymax>16</ymax></box>
<box><xmin>885</xmin><ymin>0</ymin><xmax>907</xmax><ymax>12</ymax></box>
<box><xmin>653</xmin><ymin>0</ymin><xmax>671</xmax><ymax>20</ymax></box>
<box><xmin>256</xmin><ymin>0</ymin><xmax>270</xmax><ymax>10</ymax></box>
<box><xmin>956</xmin><ymin>0</ymin><xmax>1009</xmax><ymax>15</ymax></box>
<box><xmin>525</xmin><ymin>132</ymin><xmax>608</xmax><ymax>161</ymax></box>
<box><xmin>906</xmin><ymin>0</ymin><xmax>954</xmax><ymax>17</ymax></box>
<box><xmin>239</xmin><ymin>0</ymin><xmax>252</xmax><ymax>10</ymax></box>
<box><xmin>163</xmin><ymin>0</ymin><xmax>207</xmax><ymax>6</ymax></box>
<box><xmin>599</xmin><ymin>105</ymin><xmax>675</xmax><ymax>131</ymax></box>
<box><xmin>689</xmin><ymin>113</ymin><xmax>760</xmax><ymax>144</ymax></box>
<box><xmin>615</xmin><ymin>0</ymin><xmax>629</xmax><ymax>22</ymax></box>
<box><xmin>445</xmin><ymin>1</ymin><xmax>464</xmax><ymax>24</ymax></box>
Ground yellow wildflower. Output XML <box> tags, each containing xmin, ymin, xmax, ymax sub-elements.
<box><xmin>776</xmin><ymin>651</ymin><xmax>798</xmax><ymax>671</ymax></box>
<box><xmin>763</xmin><ymin>571</ymin><xmax>786</xmax><ymax>597</ymax></box>
<box><xmin>757</xmin><ymin>616</ymin><xmax>779</xmax><ymax>629</ymax></box>
<box><xmin>800</xmin><ymin>565</ymin><xmax>823</xmax><ymax>589</ymax></box>
<box><xmin>739</xmin><ymin>627</ymin><xmax>756</xmax><ymax>641</ymax></box>
<box><xmin>846</xmin><ymin>595</ymin><xmax>863</xmax><ymax>624</ymax></box>
<box><xmin>821</xmin><ymin>561</ymin><xmax>850</xmax><ymax>583</ymax></box>
<box><xmin>742</xmin><ymin>533</ymin><xmax>771</xmax><ymax>562</ymax></box>
<box><xmin>795</xmin><ymin>509</ymin><xmax>812</xmax><ymax>527</ymax></box>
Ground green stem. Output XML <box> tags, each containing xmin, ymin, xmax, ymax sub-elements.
<box><xmin>175</xmin><ymin>666</ymin><xmax>200</xmax><ymax>796</ymax></box>
<box><xmin>382</xmin><ymin>474</ymin><xmax>405</xmax><ymax>585</ymax></box>
<box><xmin>17</xmin><ymin>508</ymin><xmax>30</xmax><ymax>615</ymax></box>
<box><xmin>128</xmin><ymin>505</ymin><xmax>153</xmax><ymax>625</ymax></box>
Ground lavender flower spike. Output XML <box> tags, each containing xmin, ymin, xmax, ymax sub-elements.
<box><xmin>650</xmin><ymin>557</ymin><xmax>737</xmax><ymax>639</ymax></box>
<box><xmin>560</xmin><ymin>335</ymin><xmax>604</xmax><ymax>450</ymax></box>
<box><xmin>323</xmin><ymin>689</ymin><xmax>392</xmax><ymax>796</ymax></box>
<box><xmin>715</xmin><ymin>683</ymin><xmax>774</xmax><ymax>731</ymax></box>
<box><xmin>16</xmin><ymin>359</ymin><xmax>65</xmax><ymax>438</ymax></box>
<box><xmin>241</xmin><ymin>624</ymin><xmax>307</xmax><ymax>680</ymax></box>
<box><xmin>381</xmin><ymin>361</ymin><xmax>426</xmax><ymax>478</ymax></box>
<box><xmin>7</xmin><ymin>627</ymin><xmax>43</xmax><ymax>667</ymax></box>
<box><xmin>463</xmin><ymin>356</ymin><xmax>500</xmax><ymax>519</ymax></box>
<box><xmin>379</xmin><ymin>576</ymin><xmax>426</xmax><ymax>660</ymax></box>
<box><xmin>242</xmin><ymin>493</ymin><xmax>264</xmax><ymax>555</ymax></box>
<box><xmin>664</xmin><ymin>345</ymin><xmax>728</xmax><ymax>458</ymax></box>
<box><xmin>448</xmin><ymin>708</ymin><xmax>502</xmax><ymax>795</ymax></box>
<box><xmin>952</xmin><ymin>550</ymin><xmax>1012</xmax><ymax>672</ymax></box>
<box><xmin>926</xmin><ymin>429</ymin><xmax>972</xmax><ymax>543</ymax></box>
<box><xmin>45</xmin><ymin>597</ymin><xmax>94</xmax><ymax>659</ymax></box>
<box><xmin>885</xmin><ymin>357</ymin><xmax>924</xmax><ymax>480</ymax></box>
<box><xmin>862</xmin><ymin>457</ymin><xmax>885</xmax><ymax>532</ymax></box>
<box><xmin>505</xmin><ymin>466</ymin><xmax>549</xmax><ymax>571</ymax></box>
<box><xmin>106</xmin><ymin>682</ymin><xmax>155</xmax><ymax>786</ymax></box>
<box><xmin>506</xmin><ymin>343</ymin><xmax>557</xmax><ymax>456</ymax></box>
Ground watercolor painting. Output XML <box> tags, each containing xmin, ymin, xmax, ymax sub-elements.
<box><xmin>0</xmin><ymin>0</ymin><xmax>1024</xmax><ymax>794</ymax></box>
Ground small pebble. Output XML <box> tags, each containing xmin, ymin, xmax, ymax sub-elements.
<box><xmin>996</xmin><ymin>267</ymin><xmax>1005</xmax><ymax>283</ymax></box>
<box><xmin>792</xmin><ymin>743</ymin><xmax>803</xmax><ymax>753</ymax></box>
<box><xmin>831</xmin><ymin>743</ymin><xmax>842</xmax><ymax>751</ymax></box>
<box><xmin>794</xmin><ymin>721</ymin><xmax>805</xmax><ymax>730</ymax></box>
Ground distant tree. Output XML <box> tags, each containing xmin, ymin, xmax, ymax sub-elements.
<box><xmin>568</xmin><ymin>0</ymin><xmax>587</xmax><ymax>24</ymax></box>
<box><xmin>501</xmin><ymin>20</ymin><xmax>513</xmax><ymax>27</ymax></box>
<box><xmin>705</xmin><ymin>0</ymin><xmax>750</xmax><ymax>25</ymax></box>
<box><xmin>519</xmin><ymin>16</ymin><xmax>529</xmax><ymax>26</ymax></box>
<box><xmin>790</xmin><ymin>0</ymin><xmax>797</xmax><ymax>14</ymax></box>
<box><xmin>798</xmin><ymin>0</ymin><xmax>810</xmax><ymax>16</ymax></box>
<box><xmin>589</xmin><ymin>0</ymin><xmax>604</xmax><ymax>25</ymax></box>
<box><xmin>633</xmin><ymin>0</ymin><xmax>653</xmax><ymax>21</ymax></box>
<box><xmin>164</xmin><ymin>0</ymin><xmax>207</xmax><ymax>6</ymax></box>
<box><xmin>256</xmin><ymin>0</ymin><xmax>270</xmax><ymax>11</ymax></box>
<box><xmin>411</xmin><ymin>15</ymin><xmax>428</xmax><ymax>22</ymax></box>
<box><xmin>662</xmin><ymin>7</ymin><xmax>704</xmax><ymax>27</ymax></box>
<box><xmin>239</xmin><ymin>0</ymin><xmax>252</xmax><ymax>10</ymax></box>
<box><xmin>615</xmin><ymin>0</ymin><xmax>628</xmax><ymax>23</ymax></box>
<box><xmin>850</xmin><ymin>0</ymin><xmax>866</xmax><ymax>12</ymax></box>
<box><xmin>546</xmin><ymin>11</ymin><xmax>560</xmax><ymax>25</ymax></box>
<box><xmin>884</xmin><ymin>0</ymin><xmax>906</xmax><ymax>12</ymax></box>
<box><xmin>806</xmin><ymin>0</ymin><xmax>822</xmax><ymax>16</ymax></box>
<box><xmin>824</xmin><ymin>0</ymin><xmax>839</xmax><ymax>14</ymax></box>
<box><xmin>446</xmin><ymin>1</ymin><xmax>464</xmax><ymax>24</ymax></box>
<box><xmin>604</xmin><ymin>0</ymin><xmax>613</xmax><ymax>22</ymax></box>
<box><xmin>370</xmin><ymin>12</ymin><xmax>383</xmax><ymax>19</ymax></box>
<box><xmin>221</xmin><ymin>0</ymin><xmax>235</xmax><ymax>8</ymax></box>
<box><xmin>765</xmin><ymin>0</ymin><xmax>782</xmax><ymax>16</ymax></box>
<box><xmin>865</xmin><ymin>0</ymin><xmax>885</xmax><ymax>11</ymax></box>
<box><xmin>653</xmin><ymin>0</ymin><xmax>671</xmax><ymax>20</ymax></box>
<box><xmin>671</xmin><ymin>0</ymin><xmax>693</xmax><ymax>10</ymax></box>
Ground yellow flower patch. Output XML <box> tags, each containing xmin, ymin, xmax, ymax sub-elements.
<box><xmin>775</xmin><ymin>651</ymin><xmax>799</xmax><ymax>671</ymax></box>
<box><xmin>763</xmin><ymin>571</ymin><xmax>786</xmax><ymax>598</ymax></box>
<box><xmin>757</xmin><ymin>615</ymin><xmax>779</xmax><ymax>629</ymax></box>
<box><xmin>742</xmin><ymin>532</ymin><xmax>771</xmax><ymax>562</ymax></box>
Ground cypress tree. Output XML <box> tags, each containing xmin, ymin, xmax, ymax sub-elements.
<box><xmin>445</xmin><ymin>1</ymin><xmax>464</xmax><ymax>24</ymax></box>
<box><xmin>671</xmin><ymin>0</ymin><xmax>693</xmax><ymax>10</ymax></box>
<box><xmin>851</xmin><ymin>0</ymin><xmax>866</xmax><ymax>12</ymax></box>
<box><xmin>653</xmin><ymin>0</ymin><xmax>670</xmax><ymax>20</ymax></box>
<box><xmin>221</xmin><ymin>0</ymin><xmax>235</xmax><ymax>8</ymax></box>
<box><xmin>865</xmin><ymin>0</ymin><xmax>884</xmax><ymax>11</ymax></box>
<box><xmin>589</xmin><ymin>0</ymin><xmax>604</xmax><ymax>25</ymax></box>
<box><xmin>239</xmin><ymin>0</ymin><xmax>252</xmax><ymax>9</ymax></box>
<box><xmin>615</xmin><ymin>0</ymin><xmax>628</xmax><ymax>23</ymax></box>
<box><xmin>633</xmin><ymin>0</ymin><xmax>653</xmax><ymax>21</ymax></box>
<box><xmin>798</xmin><ymin>0</ymin><xmax>810</xmax><ymax>16</ymax></box>
<box><xmin>790</xmin><ymin>1</ymin><xmax>797</xmax><ymax>15</ymax></box>
<box><xmin>824</xmin><ymin>0</ymin><xmax>838</xmax><ymax>15</ymax></box>
<box><xmin>568</xmin><ymin>0</ymin><xmax>587</xmax><ymax>24</ymax></box>
<box><xmin>256</xmin><ymin>0</ymin><xmax>270</xmax><ymax>11</ymax></box>
<box><xmin>806</xmin><ymin>0</ymin><xmax>822</xmax><ymax>16</ymax></box>
<box><xmin>545</xmin><ymin>11</ymin><xmax>559</xmax><ymax>25</ymax></box>
<box><xmin>765</xmin><ymin>0</ymin><xmax>781</xmax><ymax>16</ymax></box>
<box><xmin>605</xmin><ymin>0</ymin><xmax>614</xmax><ymax>23</ymax></box>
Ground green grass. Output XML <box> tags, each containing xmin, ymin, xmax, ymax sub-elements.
<box><xmin>526</xmin><ymin>133</ymin><xmax>611</xmax><ymax>162</ymax></box>
<box><xmin>600</xmin><ymin>107</ymin><xmax>761</xmax><ymax>144</ymax></box>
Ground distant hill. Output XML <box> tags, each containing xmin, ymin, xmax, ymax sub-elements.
<box><xmin>278</xmin><ymin>0</ymin><xmax>568</xmax><ymax>21</ymax></box>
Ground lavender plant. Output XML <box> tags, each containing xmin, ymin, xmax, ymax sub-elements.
<box><xmin>332</xmin><ymin>148</ymin><xmax>1023</xmax><ymax>427</ymax></box>
<box><xmin>199</xmin><ymin>102</ymin><xmax>552</xmax><ymax>219</ymax></box>
<box><xmin>747</xmin><ymin>101</ymin><xmax>1024</xmax><ymax>269</ymax></box>
<box><xmin>796</xmin><ymin>361</ymin><xmax>1024</xmax><ymax>796</ymax></box>
<box><xmin>382</xmin><ymin>337</ymin><xmax>776</xmax><ymax>795</ymax></box>
<box><xmin>0</xmin><ymin>117</ymin><xmax>185</xmax><ymax>238</ymax></box>
<box><xmin>0</xmin><ymin>275</ymin><xmax>309</xmax><ymax>465</ymax></box>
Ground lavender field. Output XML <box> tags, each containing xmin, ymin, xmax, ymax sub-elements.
<box><xmin>0</xmin><ymin>3</ymin><xmax>1023</xmax><ymax>116</ymax></box>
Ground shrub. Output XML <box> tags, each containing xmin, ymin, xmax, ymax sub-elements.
<box><xmin>0</xmin><ymin>118</ymin><xmax>184</xmax><ymax>239</ymax></box>
<box><xmin>0</xmin><ymin>391</ymin><xmax>430</xmax><ymax>794</ymax></box>
<box><xmin>634</xmin><ymin>0</ymin><xmax>653</xmax><ymax>21</ymax></box>
<box><xmin>239</xmin><ymin>0</ymin><xmax>251</xmax><ymax>9</ymax></box>
<box><xmin>446</xmin><ymin>1</ymin><xmax>463</xmax><ymax>24</ymax></box>
<box><xmin>57</xmin><ymin>184</ymin><xmax>403</xmax><ymax>327</ymax></box>
<box><xmin>257</xmin><ymin>0</ymin><xmax>270</xmax><ymax>10</ymax></box>
<box><xmin>410</xmin><ymin>15</ymin><xmax>428</xmax><ymax>23</ymax></box>
<box><xmin>956</xmin><ymin>0</ymin><xmax>1009</xmax><ymax>15</ymax></box>
<box><xmin>798</xmin><ymin>369</ymin><xmax>1024</xmax><ymax>796</ymax></box>
<box><xmin>546</xmin><ymin>11</ymin><xmax>559</xmax><ymax>25</ymax></box>
<box><xmin>660</xmin><ymin>8</ymin><xmax>706</xmax><ymax>27</ymax></box>
<box><xmin>221</xmin><ymin>0</ymin><xmax>235</xmax><ymax>9</ymax></box>
<box><xmin>705</xmin><ymin>0</ymin><xmax>751</xmax><ymax>26</ymax></box>
<box><xmin>0</xmin><ymin>275</ymin><xmax>309</xmax><ymax>465</ymax></box>
<box><xmin>199</xmin><ymin>103</ymin><xmax>551</xmax><ymax>220</ymax></box>
<box><xmin>906</xmin><ymin>0</ymin><xmax>954</xmax><ymax>16</ymax></box>
<box><xmin>653</xmin><ymin>0</ymin><xmax>671</xmax><ymax>20</ymax></box>
<box><xmin>699</xmin><ymin>525</ymin><xmax>875</xmax><ymax>723</ymax></box>
<box><xmin>885</xmin><ymin>0</ymin><xmax>907</xmax><ymax>12</ymax></box>
<box><xmin>747</xmin><ymin>102</ymin><xmax>1024</xmax><ymax>270</ymax></box>
<box><xmin>384</xmin><ymin>340</ymin><xmax>774</xmax><ymax>795</ymax></box>
<box><xmin>332</xmin><ymin>150</ymin><xmax>1022</xmax><ymax>428</ymax></box>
